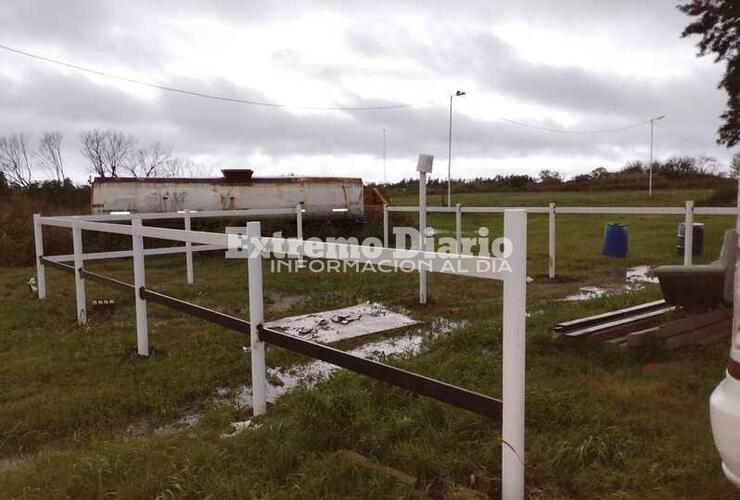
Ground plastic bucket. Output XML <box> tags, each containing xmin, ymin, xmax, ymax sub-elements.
<box><xmin>602</xmin><ymin>223</ymin><xmax>628</xmax><ymax>258</ymax></box>
<box><xmin>677</xmin><ymin>222</ymin><xmax>704</xmax><ymax>257</ymax></box>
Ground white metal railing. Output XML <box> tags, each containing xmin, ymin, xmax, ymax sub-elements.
<box><xmin>32</xmin><ymin>208</ymin><xmax>529</xmax><ymax>500</ymax></box>
<box><xmin>81</xmin><ymin>207</ymin><xmax>299</xmax><ymax>221</ymax></box>
<box><xmin>34</xmin><ymin>206</ymin><xmax>304</xmax><ymax>288</ymax></box>
<box><xmin>385</xmin><ymin>201</ymin><xmax>739</xmax><ymax>279</ymax></box>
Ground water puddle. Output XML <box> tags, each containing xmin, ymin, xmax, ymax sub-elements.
<box><xmin>154</xmin><ymin>317</ymin><xmax>464</xmax><ymax>435</ymax></box>
<box><xmin>236</xmin><ymin>318</ymin><xmax>463</xmax><ymax>407</ymax></box>
<box><xmin>265</xmin><ymin>302</ymin><xmax>418</xmax><ymax>344</ymax></box>
<box><xmin>562</xmin><ymin>286</ymin><xmax>610</xmax><ymax>302</ymax></box>
<box><xmin>625</xmin><ymin>265</ymin><xmax>659</xmax><ymax>284</ymax></box>
<box><xmin>562</xmin><ymin>265</ymin><xmax>658</xmax><ymax>301</ymax></box>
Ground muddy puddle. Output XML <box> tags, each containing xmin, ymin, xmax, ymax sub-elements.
<box><xmin>236</xmin><ymin>317</ymin><xmax>463</xmax><ymax>407</ymax></box>
<box><xmin>155</xmin><ymin>317</ymin><xmax>464</xmax><ymax>435</ymax></box>
<box><xmin>562</xmin><ymin>265</ymin><xmax>659</xmax><ymax>302</ymax></box>
<box><xmin>265</xmin><ymin>302</ymin><xmax>418</xmax><ymax>344</ymax></box>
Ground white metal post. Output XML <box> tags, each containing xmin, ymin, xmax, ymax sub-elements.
<box><xmin>502</xmin><ymin>209</ymin><xmax>527</xmax><ymax>500</ymax></box>
<box><xmin>649</xmin><ymin>119</ymin><xmax>654</xmax><ymax>197</ymax></box>
<box><xmin>455</xmin><ymin>203</ymin><xmax>462</xmax><ymax>254</ymax></box>
<box><xmin>447</xmin><ymin>94</ymin><xmax>453</xmax><ymax>207</ymax></box>
<box><xmin>132</xmin><ymin>219</ymin><xmax>149</xmax><ymax>357</ymax></box>
<box><xmin>548</xmin><ymin>202</ymin><xmax>556</xmax><ymax>279</ymax></box>
<box><xmin>419</xmin><ymin>170</ymin><xmax>428</xmax><ymax>304</ymax></box>
<box><xmin>684</xmin><ymin>200</ymin><xmax>694</xmax><ymax>266</ymax></box>
<box><xmin>32</xmin><ymin>214</ymin><xmax>46</xmax><ymax>299</ymax></box>
<box><xmin>383</xmin><ymin>204</ymin><xmax>389</xmax><ymax>248</ymax></box>
<box><xmin>184</xmin><ymin>214</ymin><xmax>194</xmax><ymax>284</ymax></box>
<box><xmin>296</xmin><ymin>204</ymin><xmax>304</xmax><ymax>266</ymax></box>
<box><xmin>247</xmin><ymin>221</ymin><xmax>267</xmax><ymax>416</ymax></box>
<box><xmin>296</xmin><ymin>204</ymin><xmax>303</xmax><ymax>241</ymax></box>
<box><xmin>72</xmin><ymin>223</ymin><xmax>87</xmax><ymax>325</ymax></box>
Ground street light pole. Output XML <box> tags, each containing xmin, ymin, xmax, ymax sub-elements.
<box><xmin>648</xmin><ymin>114</ymin><xmax>666</xmax><ymax>197</ymax></box>
<box><xmin>447</xmin><ymin>90</ymin><xmax>465</xmax><ymax>207</ymax></box>
<box><xmin>382</xmin><ymin>127</ymin><xmax>386</xmax><ymax>184</ymax></box>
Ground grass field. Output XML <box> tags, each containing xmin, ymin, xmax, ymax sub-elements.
<box><xmin>1</xmin><ymin>189</ymin><xmax>739</xmax><ymax>499</ymax></box>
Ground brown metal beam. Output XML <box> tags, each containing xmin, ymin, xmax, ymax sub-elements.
<box><xmin>258</xmin><ymin>325</ymin><xmax>502</xmax><ymax>420</ymax></box>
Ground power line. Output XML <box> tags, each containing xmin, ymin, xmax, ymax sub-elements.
<box><xmin>0</xmin><ymin>42</ymin><xmax>683</xmax><ymax>137</ymax></box>
<box><xmin>653</xmin><ymin>121</ymin><xmax>718</xmax><ymax>150</ymax></box>
<box><xmin>0</xmin><ymin>43</ymin><xmax>437</xmax><ymax>111</ymax></box>
<box><xmin>494</xmin><ymin>116</ymin><xmax>650</xmax><ymax>134</ymax></box>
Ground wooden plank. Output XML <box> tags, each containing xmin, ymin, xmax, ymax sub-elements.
<box><xmin>625</xmin><ymin>327</ymin><xmax>661</xmax><ymax>347</ymax></box>
<box><xmin>590</xmin><ymin>316</ymin><xmax>670</xmax><ymax>342</ymax></box>
<box><xmin>338</xmin><ymin>450</ymin><xmax>489</xmax><ymax>498</ymax></box>
<box><xmin>657</xmin><ymin>308</ymin><xmax>730</xmax><ymax>339</ymax></box>
<box><xmin>695</xmin><ymin>328</ymin><xmax>732</xmax><ymax>346</ymax></box>
<box><xmin>564</xmin><ymin>306</ymin><xmax>675</xmax><ymax>339</ymax></box>
<box><xmin>605</xmin><ymin>335</ymin><xmax>630</xmax><ymax>345</ymax></box>
<box><xmin>665</xmin><ymin>319</ymin><xmax>730</xmax><ymax>349</ymax></box>
<box><xmin>554</xmin><ymin>300</ymin><xmax>666</xmax><ymax>332</ymax></box>
<box><xmin>338</xmin><ymin>450</ymin><xmax>416</xmax><ymax>486</ymax></box>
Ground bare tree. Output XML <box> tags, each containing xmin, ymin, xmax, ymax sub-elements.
<box><xmin>38</xmin><ymin>132</ymin><xmax>65</xmax><ymax>182</ymax></box>
<box><xmin>80</xmin><ymin>129</ymin><xmax>108</xmax><ymax>177</ymax></box>
<box><xmin>80</xmin><ymin>129</ymin><xmax>136</xmax><ymax>178</ymax></box>
<box><xmin>104</xmin><ymin>131</ymin><xmax>135</xmax><ymax>177</ymax></box>
<box><xmin>127</xmin><ymin>141</ymin><xmax>171</xmax><ymax>177</ymax></box>
<box><xmin>731</xmin><ymin>152</ymin><xmax>740</xmax><ymax>178</ymax></box>
<box><xmin>0</xmin><ymin>133</ymin><xmax>34</xmax><ymax>187</ymax></box>
<box><xmin>163</xmin><ymin>157</ymin><xmax>213</xmax><ymax>177</ymax></box>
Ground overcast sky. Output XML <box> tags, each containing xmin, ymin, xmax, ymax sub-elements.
<box><xmin>0</xmin><ymin>0</ymin><xmax>736</xmax><ymax>183</ymax></box>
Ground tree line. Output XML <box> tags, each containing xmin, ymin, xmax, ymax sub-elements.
<box><xmin>0</xmin><ymin>129</ymin><xmax>208</xmax><ymax>188</ymax></box>
<box><xmin>381</xmin><ymin>153</ymin><xmax>740</xmax><ymax>197</ymax></box>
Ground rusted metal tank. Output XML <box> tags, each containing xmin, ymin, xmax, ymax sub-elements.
<box><xmin>91</xmin><ymin>170</ymin><xmax>364</xmax><ymax>219</ymax></box>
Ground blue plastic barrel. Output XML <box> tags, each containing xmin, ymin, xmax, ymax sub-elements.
<box><xmin>602</xmin><ymin>223</ymin><xmax>628</xmax><ymax>258</ymax></box>
<box><xmin>677</xmin><ymin>222</ymin><xmax>704</xmax><ymax>257</ymax></box>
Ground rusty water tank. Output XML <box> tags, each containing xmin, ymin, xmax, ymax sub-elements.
<box><xmin>221</xmin><ymin>169</ymin><xmax>254</xmax><ymax>182</ymax></box>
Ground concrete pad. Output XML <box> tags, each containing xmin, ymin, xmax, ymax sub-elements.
<box><xmin>265</xmin><ymin>302</ymin><xmax>418</xmax><ymax>344</ymax></box>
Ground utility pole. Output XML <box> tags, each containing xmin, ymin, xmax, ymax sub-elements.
<box><xmin>382</xmin><ymin>127</ymin><xmax>386</xmax><ymax>184</ymax></box>
<box><xmin>447</xmin><ymin>90</ymin><xmax>465</xmax><ymax>207</ymax></box>
<box><xmin>648</xmin><ymin>115</ymin><xmax>666</xmax><ymax>196</ymax></box>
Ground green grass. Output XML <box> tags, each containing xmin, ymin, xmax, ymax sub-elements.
<box><xmin>0</xmin><ymin>189</ymin><xmax>739</xmax><ymax>498</ymax></box>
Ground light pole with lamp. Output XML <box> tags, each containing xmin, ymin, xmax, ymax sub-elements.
<box><xmin>447</xmin><ymin>90</ymin><xmax>465</xmax><ymax>207</ymax></box>
<box><xmin>382</xmin><ymin>127</ymin><xmax>387</xmax><ymax>184</ymax></box>
<box><xmin>648</xmin><ymin>115</ymin><xmax>666</xmax><ymax>196</ymax></box>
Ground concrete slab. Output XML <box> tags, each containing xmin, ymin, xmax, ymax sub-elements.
<box><xmin>265</xmin><ymin>302</ymin><xmax>418</xmax><ymax>344</ymax></box>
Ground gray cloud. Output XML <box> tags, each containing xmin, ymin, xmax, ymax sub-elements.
<box><xmin>0</xmin><ymin>0</ymin><xmax>733</xmax><ymax>182</ymax></box>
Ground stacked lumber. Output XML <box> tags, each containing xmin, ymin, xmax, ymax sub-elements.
<box><xmin>553</xmin><ymin>300</ymin><xmax>674</xmax><ymax>342</ymax></box>
<box><xmin>623</xmin><ymin>308</ymin><xmax>730</xmax><ymax>349</ymax></box>
<box><xmin>553</xmin><ymin>300</ymin><xmax>730</xmax><ymax>349</ymax></box>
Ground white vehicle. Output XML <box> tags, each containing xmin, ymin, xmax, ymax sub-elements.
<box><xmin>710</xmin><ymin>339</ymin><xmax>740</xmax><ymax>487</ymax></box>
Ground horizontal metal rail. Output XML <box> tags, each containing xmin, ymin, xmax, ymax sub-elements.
<box><xmin>48</xmin><ymin>207</ymin><xmax>299</xmax><ymax>222</ymax></box>
<box><xmin>37</xmin><ymin>216</ymin><xmax>514</xmax><ymax>282</ymax></box>
<box><xmin>42</xmin><ymin>258</ymin><xmax>134</xmax><ymax>293</ymax></box>
<box><xmin>557</xmin><ymin>206</ymin><xmax>685</xmax><ymax>215</ymax></box>
<box><xmin>46</xmin><ymin>244</ymin><xmax>226</xmax><ymax>263</ymax></box>
<box><xmin>79</xmin><ymin>269</ymin><xmax>135</xmax><ymax>292</ymax></box>
<box><xmin>39</xmin><ymin>239</ymin><xmax>505</xmax><ymax>420</ymax></box>
<box><xmin>259</xmin><ymin>237</ymin><xmax>512</xmax><ymax>280</ymax></box>
<box><xmin>40</xmin><ymin>257</ymin><xmax>75</xmax><ymax>273</ymax></box>
<box><xmin>99</xmin><ymin>280</ymin><xmax>502</xmax><ymax>420</ymax></box>
<box><xmin>694</xmin><ymin>207</ymin><xmax>739</xmax><ymax>215</ymax></box>
<box><xmin>386</xmin><ymin>205</ymin><xmax>739</xmax><ymax>216</ymax></box>
<box><xmin>258</xmin><ymin>325</ymin><xmax>503</xmax><ymax>419</ymax></box>
<box><xmin>38</xmin><ymin>217</ymin><xmax>229</xmax><ymax>246</ymax></box>
<box><xmin>464</xmin><ymin>206</ymin><xmax>550</xmax><ymax>214</ymax></box>
<box><xmin>140</xmin><ymin>288</ymin><xmax>251</xmax><ymax>335</ymax></box>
